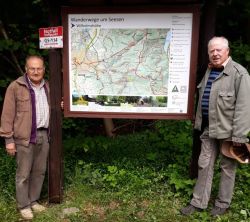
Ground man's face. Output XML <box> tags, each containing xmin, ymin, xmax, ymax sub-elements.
<box><xmin>208</xmin><ymin>39</ymin><xmax>229</xmax><ymax>68</ymax></box>
<box><xmin>25</xmin><ymin>57</ymin><xmax>45</xmax><ymax>85</ymax></box>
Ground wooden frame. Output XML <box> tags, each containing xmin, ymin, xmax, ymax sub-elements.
<box><xmin>61</xmin><ymin>5</ymin><xmax>200</xmax><ymax>119</ymax></box>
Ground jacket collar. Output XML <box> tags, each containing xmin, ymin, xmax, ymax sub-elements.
<box><xmin>207</xmin><ymin>57</ymin><xmax>233</xmax><ymax>77</ymax></box>
<box><xmin>16</xmin><ymin>75</ymin><xmax>28</xmax><ymax>86</ymax></box>
<box><xmin>222</xmin><ymin>57</ymin><xmax>233</xmax><ymax>76</ymax></box>
<box><xmin>16</xmin><ymin>74</ymin><xmax>48</xmax><ymax>88</ymax></box>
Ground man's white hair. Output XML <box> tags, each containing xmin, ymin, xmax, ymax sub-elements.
<box><xmin>208</xmin><ymin>36</ymin><xmax>229</xmax><ymax>48</ymax></box>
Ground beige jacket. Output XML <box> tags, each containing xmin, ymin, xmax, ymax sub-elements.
<box><xmin>194</xmin><ymin>58</ymin><xmax>250</xmax><ymax>143</ymax></box>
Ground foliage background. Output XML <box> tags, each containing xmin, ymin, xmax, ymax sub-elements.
<box><xmin>0</xmin><ymin>0</ymin><xmax>250</xmax><ymax>221</ymax></box>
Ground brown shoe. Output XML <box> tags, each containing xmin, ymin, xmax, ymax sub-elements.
<box><xmin>180</xmin><ymin>204</ymin><xmax>202</xmax><ymax>215</ymax></box>
<box><xmin>211</xmin><ymin>206</ymin><xmax>228</xmax><ymax>216</ymax></box>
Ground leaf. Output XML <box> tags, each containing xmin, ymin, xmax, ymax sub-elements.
<box><xmin>240</xmin><ymin>209</ymin><xmax>247</xmax><ymax>216</ymax></box>
<box><xmin>78</xmin><ymin>160</ymin><xmax>84</xmax><ymax>165</ymax></box>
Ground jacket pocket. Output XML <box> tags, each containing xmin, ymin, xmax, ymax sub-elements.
<box><xmin>16</xmin><ymin>94</ymin><xmax>30</xmax><ymax>112</ymax></box>
<box><xmin>218</xmin><ymin>91</ymin><xmax>235</xmax><ymax>110</ymax></box>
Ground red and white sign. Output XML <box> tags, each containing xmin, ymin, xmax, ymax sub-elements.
<box><xmin>39</xmin><ymin>26</ymin><xmax>63</xmax><ymax>49</ymax></box>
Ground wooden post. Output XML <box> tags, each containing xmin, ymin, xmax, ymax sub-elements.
<box><xmin>48</xmin><ymin>49</ymin><xmax>63</xmax><ymax>203</ymax></box>
<box><xmin>103</xmin><ymin>118</ymin><xmax>115</xmax><ymax>137</ymax></box>
<box><xmin>46</xmin><ymin>0</ymin><xmax>63</xmax><ymax>203</ymax></box>
<box><xmin>189</xmin><ymin>0</ymin><xmax>217</xmax><ymax>179</ymax></box>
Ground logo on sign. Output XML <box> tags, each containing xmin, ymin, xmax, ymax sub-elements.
<box><xmin>39</xmin><ymin>26</ymin><xmax>63</xmax><ymax>49</ymax></box>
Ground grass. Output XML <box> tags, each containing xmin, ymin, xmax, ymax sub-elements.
<box><xmin>0</xmin><ymin>121</ymin><xmax>249</xmax><ymax>221</ymax></box>
<box><xmin>0</xmin><ymin>183</ymin><xmax>211</xmax><ymax>221</ymax></box>
<box><xmin>0</xmin><ymin>163</ymin><xmax>249</xmax><ymax>222</ymax></box>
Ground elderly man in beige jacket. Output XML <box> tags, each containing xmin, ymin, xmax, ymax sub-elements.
<box><xmin>181</xmin><ymin>36</ymin><xmax>250</xmax><ymax>216</ymax></box>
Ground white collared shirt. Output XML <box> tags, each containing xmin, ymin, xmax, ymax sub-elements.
<box><xmin>28</xmin><ymin>78</ymin><xmax>49</xmax><ymax>128</ymax></box>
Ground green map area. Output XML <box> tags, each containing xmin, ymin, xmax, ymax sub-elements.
<box><xmin>70</xmin><ymin>28</ymin><xmax>171</xmax><ymax>97</ymax></box>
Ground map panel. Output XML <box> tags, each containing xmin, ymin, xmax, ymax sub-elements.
<box><xmin>67</xmin><ymin>13</ymin><xmax>193</xmax><ymax>114</ymax></box>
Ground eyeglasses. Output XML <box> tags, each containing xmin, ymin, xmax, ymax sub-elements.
<box><xmin>26</xmin><ymin>67</ymin><xmax>45</xmax><ymax>73</ymax></box>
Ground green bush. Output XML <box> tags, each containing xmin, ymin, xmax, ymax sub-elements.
<box><xmin>63</xmin><ymin>120</ymin><xmax>195</xmax><ymax>196</ymax></box>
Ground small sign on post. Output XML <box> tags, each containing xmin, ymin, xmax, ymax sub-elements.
<box><xmin>39</xmin><ymin>26</ymin><xmax>63</xmax><ymax>49</ymax></box>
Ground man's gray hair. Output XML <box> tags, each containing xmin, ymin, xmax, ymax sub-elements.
<box><xmin>25</xmin><ymin>55</ymin><xmax>45</xmax><ymax>66</ymax></box>
<box><xmin>208</xmin><ymin>36</ymin><xmax>229</xmax><ymax>49</ymax></box>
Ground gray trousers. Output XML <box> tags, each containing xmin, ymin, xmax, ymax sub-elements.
<box><xmin>190</xmin><ymin>127</ymin><xmax>237</xmax><ymax>209</ymax></box>
<box><xmin>15</xmin><ymin>130</ymin><xmax>49</xmax><ymax>209</ymax></box>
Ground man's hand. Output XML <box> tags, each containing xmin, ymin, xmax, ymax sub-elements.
<box><xmin>6</xmin><ymin>143</ymin><xmax>16</xmax><ymax>156</ymax></box>
<box><xmin>61</xmin><ymin>97</ymin><xmax>64</xmax><ymax>110</ymax></box>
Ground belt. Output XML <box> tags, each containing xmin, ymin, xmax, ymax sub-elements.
<box><xmin>37</xmin><ymin>127</ymin><xmax>48</xmax><ymax>131</ymax></box>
